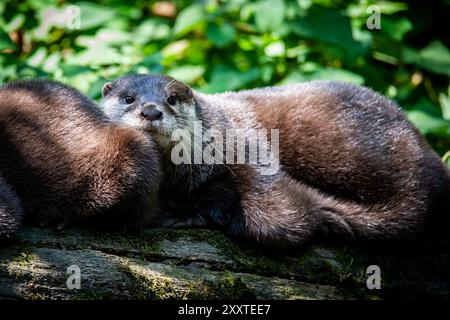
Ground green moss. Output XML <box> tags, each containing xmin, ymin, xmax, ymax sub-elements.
<box><xmin>119</xmin><ymin>257</ymin><xmax>257</xmax><ymax>300</ymax></box>
<box><xmin>167</xmin><ymin>229</ymin><xmax>303</xmax><ymax>278</ymax></box>
<box><xmin>25</xmin><ymin>292</ymin><xmax>48</xmax><ymax>300</ymax></box>
<box><xmin>185</xmin><ymin>272</ymin><xmax>256</xmax><ymax>299</ymax></box>
<box><xmin>119</xmin><ymin>261</ymin><xmax>181</xmax><ymax>300</ymax></box>
<box><xmin>12</xmin><ymin>250</ymin><xmax>36</xmax><ymax>266</ymax></box>
<box><xmin>157</xmin><ymin>228</ymin><xmax>364</xmax><ymax>288</ymax></box>
<box><xmin>6</xmin><ymin>247</ymin><xmax>40</xmax><ymax>282</ymax></box>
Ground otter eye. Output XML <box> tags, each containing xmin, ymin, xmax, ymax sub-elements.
<box><xmin>167</xmin><ymin>95</ymin><xmax>177</xmax><ymax>106</ymax></box>
<box><xmin>122</xmin><ymin>95</ymin><xmax>135</xmax><ymax>104</ymax></box>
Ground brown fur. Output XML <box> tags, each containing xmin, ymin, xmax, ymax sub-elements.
<box><xmin>211</xmin><ymin>81</ymin><xmax>450</xmax><ymax>243</ymax></box>
<box><xmin>0</xmin><ymin>79</ymin><xmax>161</xmax><ymax>239</ymax></box>
<box><xmin>101</xmin><ymin>75</ymin><xmax>450</xmax><ymax>248</ymax></box>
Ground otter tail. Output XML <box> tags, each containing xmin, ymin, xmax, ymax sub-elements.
<box><xmin>224</xmin><ymin>168</ymin><xmax>447</xmax><ymax>248</ymax></box>
<box><xmin>0</xmin><ymin>176</ymin><xmax>24</xmax><ymax>240</ymax></box>
<box><xmin>316</xmin><ymin>199</ymin><xmax>425</xmax><ymax>243</ymax></box>
<box><xmin>226</xmin><ymin>172</ymin><xmax>432</xmax><ymax>249</ymax></box>
<box><xmin>316</xmin><ymin>159</ymin><xmax>450</xmax><ymax>243</ymax></box>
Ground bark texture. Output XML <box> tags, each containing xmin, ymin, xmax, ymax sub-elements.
<box><xmin>0</xmin><ymin>227</ymin><xmax>449</xmax><ymax>299</ymax></box>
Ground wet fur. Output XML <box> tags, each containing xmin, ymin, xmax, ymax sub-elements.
<box><xmin>0</xmin><ymin>80</ymin><xmax>161</xmax><ymax>239</ymax></box>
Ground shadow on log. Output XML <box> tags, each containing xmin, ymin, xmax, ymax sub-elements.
<box><xmin>0</xmin><ymin>227</ymin><xmax>449</xmax><ymax>299</ymax></box>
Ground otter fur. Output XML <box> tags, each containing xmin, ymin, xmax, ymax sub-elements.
<box><xmin>100</xmin><ymin>74</ymin><xmax>450</xmax><ymax>248</ymax></box>
<box><xmin>0</xmin><ymin>79</ymin><xmax>161</xmax><ymax>239</ymax></box>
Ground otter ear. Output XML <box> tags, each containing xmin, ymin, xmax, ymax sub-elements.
<box><xmin>183</xmin><ymin>83</ymin><xmax>193</xmax><ymax>99</ymax></box>
<box><xmin>102</xmin><ymin>82</ymin><xmax>113</xmax><ymax>97</ymax></box>
<box><xmin>172</xmin><ymin>80</ymin><xmax>193</xmax><ymax>100</ymax></box>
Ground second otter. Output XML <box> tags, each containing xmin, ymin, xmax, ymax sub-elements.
<box><xmin>100</xmin><ymin>74</ymin><xmax>450</xmax><ymax>248</ymax></box>
<box><xmin>0</xmin><ymin>79</ymin><xmax>161</xmax><ymax>239</ymax></box>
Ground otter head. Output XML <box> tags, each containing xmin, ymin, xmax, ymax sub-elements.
<box><xmin>101</xmin><ymin>74</ymin><xmax>196</xmax><ymax>145</ymax></box>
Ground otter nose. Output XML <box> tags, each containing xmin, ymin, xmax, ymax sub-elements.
<box><xmin>140</xmin><ymin>106</ymin><xmax>163</xmax><ymax>121</ymax></box>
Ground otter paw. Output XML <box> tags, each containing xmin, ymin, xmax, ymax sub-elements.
<box><xmin>37</xmin><ymin>220</ymin><xmax>51</xmax><ymax>228</ymax></box>
<box><xmin>56</xmin><ymin>221</ymin><xmax>68</xmax><ymax>231</ymax></box>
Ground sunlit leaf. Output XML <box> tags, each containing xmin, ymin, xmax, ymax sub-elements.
<box><xmin>264</xmin><ymin>41</ymin><xmax>285</xmax><ymax>57</ymax></box>
<box><xmin>280</xmin><ymin>68</ymin><xmax>364</xmax><ymax>85</ymax></box>
<box><xmin>406</xmin><ymin>98</ymin><xmax>450</xmax><ymax>136</ymax></box>
<box><xmin>419</xmin><ymin>41</ymin><xmax>450</xmax><ymax>76</ymax></box>
<box><xmin>77</xmin><ymin>29</ymin><xmax>132</xmax><ymax>47</ymax></box>
<box><xmin>202</xmin><ymin>65</ymin><xmax>260</xmax><ymax>92</ymax></box>
<box><xmin>5</xmin><ymin>14</ymin><xmax>25</xmax><ymax>32</ymax></box>
<box><xmin>310</xmin><ymin>68</ymin><xmax>364</xmax><ymax>84</ymax></box>
<box><xmin>254</xmin><ymin>0</ymin><xmax>285</xmax><ymax>33</ymax></box>
<box><xmin>439</xmin><ymin>87</ymin><xmax>450</xmax><ymax>121</ymax></box>
<box><xmin>378</xmin><ymin>1</ymin><xmax>408</xmax><ymax>14</ymax></box>
<box><xmin>173</xmin><ymin>4</ymin><xmax>205</xmax><ymax>36</ymax></box>
<box><xmin>168</xmin><ymin>65</ymin><xmax>205</xmax><ymax>83</ymax></box>
<box><xmin>76</xmin><ymin>2</ymin><xmax>116</xmax><ymax>30</ymax></box>
<box><xmin>67</xmin><ymin>45</ymin><xmax>123</xmax><ymax>66</ymax></box>
<box><xmin>135</xmin><ymin>20</ymin><xmax>171</xmax><ymax>43</ymax></box>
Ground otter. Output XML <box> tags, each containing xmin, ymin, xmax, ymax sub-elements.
<box><xmin>100</xmin><ymin>74</ymin><xmax>450</xmax><ymax>248</ymax></box>
<box><xmin>0</xmin><ymin>79</ymin><xmax>161</xmax><ymax>239</ymax></box>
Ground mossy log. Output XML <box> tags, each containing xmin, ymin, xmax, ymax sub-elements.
<box><xmin>0</xmin><ymin>226</ymin><xmax>449</xmax><ymax>300</ymax></box>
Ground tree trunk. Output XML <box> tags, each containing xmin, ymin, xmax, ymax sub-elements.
<box><xmin>0</xmin><ymin>226</ymin><xmax>449</xmax><ymax>299</ymax></box>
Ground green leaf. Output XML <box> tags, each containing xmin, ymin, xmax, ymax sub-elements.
<box><xmin>278</xmin><ymin>70</ymin><xmax>309</xmax><ymax>85</ymax></box>
<box><xmin>404</xmin><ymin>41</ymin><xmax>450</xmax><ymax>76</ymax></box>
<box><xmin>381</xmin><ymin>17</ymin><xmax>412</xmax><ymax>41</ymax></box>
<box><xmin>27</xmin><ymin>47</ymin><xmax>47</xmax><ymax>67</ymax></box>
<box><xmin>419</xmin><ymin>41</ymin><xmax>450</xmax><ymax>76</ymax></box>
<box><xmin>0</xmin><ymin>29</ymin><xmax>16</xmax><ymax>51</ymax></box>
<box><xmin>279</xmin><ymin>68</ymin><xmax>364</xmax><ymax>85</ymax></box>
<box><xmin>347</xmin><ymin>1</ymin><xmax>408</xmax><ymax>17</ymax></box>
<box><xmin>61</xmin><ymin>64</ymin><xmax>93</xmax><ymax>77</ymax></box>
<box><xmin>67</xmin><ymin>45</ymin><xmax>122</xmax><ymax>66</ymax></box>
<box><xmin>310</xmin><ymin>68</ymin><xmax>365</xmax><ymax>84</ymax></box>
<box><xmin>203</xmin><ymin>65</ymin><xmax>260</xmax><ymax>92</ymax></box>
<box><xmin>135</xmin><ymin>20</ymin><xmax>171</xmax><ymax>43</ymax></box>
<box><xmin>206</xmin><ymin>23</ymin><xmax>236</xmax><ymax>47</ymax></box>
<box><xmin>162</xmin><ymin>40</ymin><xmax>190</xmax><ymax>59</ymax></box>
<box><xmin>439</xmin><ymin>87</ymin><xmax>450</xmax><ymax>121</ymax></box>
<box><xmin>76</xmin><ymin>2</ymin><xmax>116</xmax><ymax>30</ymax></box>
<box><xmin>173</xmin><ymin>4</ymin><xmax>206</xmax><ymax>37</ymax></box>
<box><xmin>290</xmin><ymin>5</ymin><xmax>363</xmax><ymax>54</ymax></box>
<box><xmin>406</xmin><ymin>98</ymin><xmax>450</xmax><ymax>136</ymax></box>
<box><xmin>77</xmin><ymin>29</ymin><xmax>132</xmax><ymax>47</ymax></box>
<box><xmin>5</xmin><ymin>14</ymin><xmax>26</xmax><ymax>32</ymax></box>
<box><xmin>264</xmin><ymin>40</ymin><xmax>285</xmax><ymax>57</ymax></box>
<box><xmin>137</xmin><ymin>53</ymin><xmax>164</xmax><ymax>73</ymax></box>
<box><xmin>443</xmin><ymin>151</ymin><xmax>450</xmax><ymax>168</ymax></box>
<box><xmin>402</xmin><ymin>46</ymin><xmax>421</xmax><ymax>64</ymax></box>
<box><xmin>26</xmin><ymin>0</ymin><xmax>57</xmax><ymax>11</ymax></box>
<box><xmin>378</xmin><ymin>1</ymin><xmax>409</xmax><ymax>14</ymax></box>
<box><xmin>167</xmin><ymin>65</ymin><xmax>205</xmax><ymax>84</ymax></box>
<box><xmin>254</xmin><ymin>0</ymin><xmax>285</xmax><ymax>33</ymax></box>
<box><xmin>42</xmin><ymin>52</ymin><xmax>61</xmax><ymax>73</ymax></box>
<box><xmin>86</xmin><ymin>77</ymin><xmax>108</xmax><ymax>99</ymax></box>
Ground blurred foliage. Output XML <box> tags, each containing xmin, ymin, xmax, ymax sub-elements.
<box><xmin>0</xmin><ymin>0</ymin><xmax>449</xmax><ymax>155</ymax></box>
